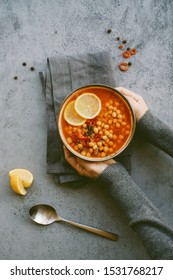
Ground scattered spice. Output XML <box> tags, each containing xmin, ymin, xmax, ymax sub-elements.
<box><xmin>107</xmin><ymin>29</ymin><xmax>112</xmax><ymax>33</ymax></box>
<box><xmin>118</xmin><ymin>44</ymin><xmax>123</xmax><ymax>49</ymax></box>
<box><xmin>130</xmin><ymin>48</ymin><xmax>137</xmax><ymax>55</ymax></box>
<box><xmin>22</xmin><ymin>62</ymin><xmax>27</xmax><ymax>66</ymax></box>
<box><xmin>116</xmin><ymin>37</ymin><xmax>120</xmax><ymax>41</ymax></box>
<box><xmin>128</xmin><ymin>62</ymin><xmax>132</xmax><ymax>66</ymax></box>
<box><xmin>127</xmin><ymin>47</ymin><xmax>130</xmax><ymax>50</ymax></box>
<box><xmin>30</xmin><ymin>66</ymin><xmax>35</xmax><ymax>71</ymax></box>
<box><xmin>122</xmin><ymin>39</ymin><xmax>127</xmax><ymax>44</ymax></box>
<box><xmin>122</xmin><ymin>50</ymin><xmax>131</xmax><ymax>59</ymax></box>
<box><xmin>119</xmin><ymin>62</ymin><xmax>129</xmax><ymax>71</ymax></box>
<box><xmin>13</xmin><ymin>76</ymin><xmax>18</xmax><ymax>80</ymax></box>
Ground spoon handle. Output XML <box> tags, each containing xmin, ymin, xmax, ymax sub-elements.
<box><xmin>59</xmin><ymin>218</ymin><xmax>118</xmax><ymax>241</ymax></box>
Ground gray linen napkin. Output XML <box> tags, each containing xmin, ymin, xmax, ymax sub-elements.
<box><xmin>40</xmin><ymin>51</ymin><xmax>131</xmax><ymax>184</ymax></box>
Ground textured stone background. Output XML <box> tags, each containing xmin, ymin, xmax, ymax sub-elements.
<box><xmin>0</xmin><ymin>0</ymin><xmax>173</xmax><ymax>259</ymax></box>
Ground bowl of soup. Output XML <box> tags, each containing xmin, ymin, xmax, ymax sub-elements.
<box><xmin>57</xmin><ymin>84</ymin><xmax>136</xmax><ymax>161</ymax></box>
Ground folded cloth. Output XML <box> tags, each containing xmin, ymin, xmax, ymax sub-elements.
<box><xmin>40</xmin><ymin>51</ymin><xmax>131</xmax><ymax>184</ymax></box>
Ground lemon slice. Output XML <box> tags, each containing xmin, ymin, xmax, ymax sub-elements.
<box><xmin>75</xmin><ymin>93</ymin><xmax>101</xmax><ymax>119</ymax></box>
<box><xmin>9</xmin><ymin>168</ymin><xmax>33</xmax><ymax>188</ymax></box>
<box><xmin>9</xmin><ymin>174</ymin><xmax>27</xmax><ymax>196</ymax></box>
<box><xmin>64</xmin><ymin>101</ymin><xmax>86</xmax><ymax>126</ymax></box>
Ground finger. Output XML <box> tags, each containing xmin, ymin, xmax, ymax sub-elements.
<box><xmin>63</xmin><ymin>146</ymin><xmax>78</xmax><ymax>168</ymax></box>
<box><xmin>115</xmin><ymin>87</ymin><xmax>140</xmax><ymax>101</ymax></box>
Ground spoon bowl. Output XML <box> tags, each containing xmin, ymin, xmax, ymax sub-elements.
<box><xmin>29</xmin><ymin>204</ymin><xmax>119</xmax><ymax>241</ymax></box>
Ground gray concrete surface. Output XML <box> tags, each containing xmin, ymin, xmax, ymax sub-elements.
<box><xmin>0</xmin><ymin>0</ymin><xmax>173</xmax><ymax>260</ymax></box>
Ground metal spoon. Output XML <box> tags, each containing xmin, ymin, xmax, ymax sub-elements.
<box><xmin>29</xmin><ymin>204</ymin><xmax>118</xmax><ymax>241</ymax></box>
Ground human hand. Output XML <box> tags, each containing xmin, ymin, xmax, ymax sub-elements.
<box><xmin>64</xmin><ymin>146</ymin><xmax>116</xmax><ymax>179</ymax></box>
<box><xmin>116</xmin><ymin>87</ymin><xmax>148</xmax><ymax>122</ymax></box>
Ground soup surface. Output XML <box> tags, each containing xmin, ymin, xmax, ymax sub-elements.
<box><xmin>61</xmin><ymin>87</ymin><xmax>133</xmax><ymax>159</ymax></box>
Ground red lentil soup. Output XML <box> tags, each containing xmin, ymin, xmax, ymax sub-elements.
<box><xmin>58</xmin><ymin>85</ymin><xmax>135</xmax><ymax>161</ymax></box>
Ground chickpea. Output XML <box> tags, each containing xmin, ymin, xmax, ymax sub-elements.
<box><xmin>117</xmin><ymin>114</ymin><xmax>122</xmax><ymax>119</ymax></box>
<box><xmin>116</xmin><ymin>123</ymin><xmax>121</xmax><ymax>128</ymax></box>
<box><xmin>108</xmin><ymin>105</ymin><xmax>113</xmax><ymax>110</ymax></box>
<box><xmin>108</xmin><ymin>110</ymin><xmax>112</xmax><ymax>115</ymax></box>
<box><xmin>110</xmin><ymin>129</ymin><xmax>113</xmax><ymax>134</ymax></box>
<box><xmin>119</xmin><ymin>135</ymin><xmax>124</xmax><ymax>140</ymax></box>
<box><xmin>101</xmin><ymin>152</ymin><xmax>106</xmax><ymax>157</ymax></box>
<box><xmin>113</xmin><ymin>106</ymin><xmax>117</xmax><ymax>111</ymax></box>
<box><xmin>73</xmin><ymin>127</ymin><xmax>77</xmax><ymax>132</ymax></box>
<box><xmin>106</xmin><ymin>102</ymin><xmax>110</xmax><ymax>107</ymax></box>
<box><xmin>74</xmin><ymin>145</ymin><xmax>78</xmax><ymax>151</ymax></box>
<box><xmin>101</xmin><ymin>122</ymin><xmax>105</xmax><ymax>127</ymax></box>
<box><xmin>102</xmin><ymin>135</ymin><xmax>107</xmax><ymax>140</ymax></box>
<box><xmin>89</xmin><ymin>142</ymin><xmax>94</xmax><ymax>147</ymax></box>
<box><xmin>86</xmin><ymin>152</ymin><xmax>91</xmax><ymax>157</ymax></box>
<box><xmin>94</xmin><ymin>127</ymin><xmax>99</xmax><ymax>133</ymax></box>
<box><xmin>104</xmin><ymin>124</ymin><xmax>109</xmax><ymax>129</ymax></box>
<box><xmin>115</xmin><ymin>102</ymin><xmax>119</xmax><ymax>107</ymax></box>
<box><xmin>99</xmin><ymin>146</ymin><xmax>103</xmax><ymax>151</ymax></box>
<box><xmin>105</xmin><ymin>130</ymin><xmax>109</xmax><ymax>136</ymax></box>
<box><xmin>109</xmin><ymin>148</ymin><xmax>113</xmax><ymax>153</ymax></box>
<box><xmin>116</xmin><ymin>109</ymin><xmax>121</xmax><ymax>114</ymax></box>
<box><xmin>67</xmin><ymin>131</ymin><xmax>72</xmax><ymax>136</ymax></box>
<box><xmin>125</xmin><ymin>130</ymin><xmax>130</xmax><ymax>134</ymax></box>
<box><xmin>122</xmin><ymin>114</ymin><xmax>125</xmax><ymax>119</ymax></box>
<box><xmin>106</xmin><ymin>138</ymin><xmax>110</xmax><ymax>143</ymax></box>
<box><xmin>108</xmin><ymin>119</ymin><xmax>112</xmax><ymax>125</ymax></box>
<box><xmin>121</xmin><ymin>121</ymin><xmax>127</xmax><ymax>126</ymax></box>
<box><xmin>89</xmin><ymin>148</ymin><xmax>93</xmax><ymax>153</ymax></box>
<box><xmin>109</xmin><ymin>141</ymin><xmax>113</xmax><ymax>146</ymax></box>
<box><xmin>99</xmin><ymin>131</ymin><xmax>103</xmax><ymax>135</ymax></box>
<box><xmin>113</xmin><ymin>119</ymin><xmax>118</xmax><ymax>123</ymax></box>
<box><xmin>67</xmin><ymin>137</ymin><xmax>72</xmax><ymax>144</ymax></box>
<box><xmin>97</xmin><ymin>142</ymin><xmax>102</xmax><ymax>147</ymax></box>
<box><xmin>109</xmin><ymin>133</ymin><xmax>113</xmax><ymax>138</ymax></box>
<box><xmin>109</xmin><ymin>100</ymin><xmax>113</xmax><ymax>105</ymax></box>
<box><xmin>113</xmin><ymin>135</ymin><xmax>118</xmax><ymax>140</ymax></box>
<box><xmin>112</xmin><ymin>112</ymin><xmax>117</xmax><ymax>118</ymax></box>
<box><xmin>97</xmin><ymin>121</ymin><xmax>101</xmax><ymax>126</ymax></box>
<box><xmin>82</xmin><ymin>123</ymin><xmax>87</xmax><ymax>128</ymax></box>
<box><xmin>126</xmin><ymin>124</ymin><xmax>130</xmax><ymax>129</ymax></box>
<box><xmin>118</xmin><ymin>119</ymin><xmax>122</xmax><ymax>122</ymax></box>
<box><xmin>93</xmin><ymin>144</ymin><xmax>98</xmax><ymax>150</ymax></box>
<box><xmin>81</xmin><ymin>151</ymin><xmax>86</xmax><ymax>156</ymax></box>
<box><xmin>104</xmin><ymin>146</ymin><xmax>109</xmax><ymax>152</ymax></box>
<box><xmin>78</xmin><ymin>143</ymin><xmax>83</xmax><ymax>150</ymax></box>
<box><xmin>68</xmin><ymin>126</ymin><xmax>72</xmax><ymax>130</ymax></box>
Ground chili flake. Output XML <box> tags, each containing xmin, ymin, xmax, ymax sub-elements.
<box><xmin>119</xmin><ymin>62</ymin><xmax>129</xmax><ymax>71</ymax></box>
<box><xmin>118</xmin><ymin>44</ymin><xmax>123</xmax><ymax>49</ymax></box>
<box><xmin>130</xmin><ymin>48</ymin><xmax>137</xmax><ymax>55</ymax></box>
<box><xmin>122</xmin><ymin>50</ymin><xmax>131</xmax><ymax>59</ymax></box>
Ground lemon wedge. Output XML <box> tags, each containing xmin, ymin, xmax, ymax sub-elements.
<box><xmin>64</xmin><ymin>100</ymin><xmax>86</xmax><ymax>126</ymax></box>
<box><xmin>9</xmin><ymin>174</ymin><xmax>27</xmax><ymax>196</ymax></box>
<box><xmin>9</xmin><ymin>168</ymin><xmax>33</xmax><ymax>188</ymax></box>
<box><xmin>74</xmin><ymin>93</ymin><xmax>101</xmax><ymax>119</ymax></box>
<box><xmin>9</xmin><ymin>168</ymin><xmax>33</xmax><ymax>195</ymax></box>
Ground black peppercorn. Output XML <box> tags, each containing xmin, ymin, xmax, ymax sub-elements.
<box><xmin>13</xmin><ymin>76</ymin><xmax>18</xmax><ymax>80</ymax></box>
<box><xmin>30</xmin><ymin>66</ymin><xmax>35</xmax><ymax>71</ymax></box>
<box><xmin>127</xmin><ymin>47</ymin><xmax>130</xmax><ymax>50</ymax></box>
<box><xmin>128</xmin><ymin>62</ymin><xmax>132</xmax><ymax>66</ymax></box>
<box><xmin>116</xmin><ymin>37</ymin><xmax>120</xmax><ymax>41</ymax></box>
<box><xmin>22</xmin><ymin>62</ymin><xmax>26</xmax><ymax>66</ymax></box>
<box><xmin>107</xmin><ymin>29</ymin><xmax>112</xmax><ymax>33</ymax></box>
<box><xmin>122</xmin><ymin>39</ymin><xmax>127</xmax><ymax>44</ymax></box>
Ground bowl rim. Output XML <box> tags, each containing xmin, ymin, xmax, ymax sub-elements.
<box><xmin>57</xmin><ymin>84</ymin><xmax>136</xmax><ymax>162</ymax></box>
